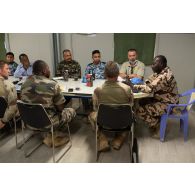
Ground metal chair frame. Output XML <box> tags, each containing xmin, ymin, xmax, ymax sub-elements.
<box><xmin>95</xmin><ymin>103</ymin><xmax>136</xmax><ymax>162</ymax></box>
<box><xmin>17</xmin><ymin>100</ymin><xmax>72</xmax><ymax>163</ymax></box>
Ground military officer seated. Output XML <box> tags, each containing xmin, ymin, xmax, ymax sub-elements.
<box><xmin>6</xmin><ymin>52</ymin><xmax>18</xmax><ymax>76</ymax></box>
<box><xmin>56</xmin><ymin>49</ymin><xmax>81</xmax><ymax>106</ymax></box>
<box><xmin>85</xmin><ymin>50</ymin><xmax>106</xmax><ymax>79</ymax></box>
<box><xmin>120</xmin><ymin>48</ymin><xmax>145</xmax><ymax>80</ymax></box>
<box><xmin>0</xmin><ymin>60</ymin><xmax>18</xmax><ymax>134</ymax></box>
<box><xmin>56</xmin><ymin>49</ymin><xmax>81</xmax><ymax>78</ymax></box>
<box><xmin>83</xmin><ymin>50</ymin><xmax>106</xmax><ymax>111</ymax></box>
<box><xmin>134</xmin><ymin>55</ymin><xmax>179</xmax><ymax>138</ymax></box>
<box><xmin>88</xmin><ymin>61</ymin><xmax>134</xmax><ymax>151</ymax></box>
<box><xmin>21</xmin><ymin>60</ymin><xmax>76</xmax><ymax>147</ymax></box>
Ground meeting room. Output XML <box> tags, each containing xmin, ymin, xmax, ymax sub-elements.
<box><xmin>0</xmin><ymin>33</ymin><xmax>195</xmax><ymax>163</ymax></box>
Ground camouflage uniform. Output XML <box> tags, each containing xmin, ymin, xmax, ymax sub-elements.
<box><xmin>8</xmin><ymin>61</ymin><xmax>18</xmax><ymax>76</ymax></box>
<box><xmin>21</xmin><ymin>75</ymin><xmax>76</xmax><ymax>129</ymax></box>
<box><xmin>56</xmin><ymin>60</ymin><xmax>81</xmax><ymax>78</ymax></box>
<box><xmin>134</xmin><ymin>66</ymin><xmax>179</xmax><ymax>129</ymax></box>
<box><xmin>89</xmin><ymin>80</ymin><xmax>134</xmax><ymax>130</ymax></box>
<box><xmin>0</xmin><ymin>76</ymin><xmax>18</xmax><ymax>124</ymax></box>
<box><xmin>85</xmin><ymin>62</ymin><xmax>106</xmax><ymax>79</ymax></box>
<box><xmin>120</xmin><ymin>60</ymin><xmax>145</xmax><ymax>78</ymax></box>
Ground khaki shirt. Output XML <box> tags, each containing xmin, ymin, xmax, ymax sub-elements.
<box><xmin>0</xmin><ymin>76</ymin><xmax>17</xmax><ymax>123</ymax></box>
<box><xmin>93</xmin><ymin>80</ymin><xmax>134</xmax><ymax>111</ymax></box>
<box><xmin>120</xmin><ymin>60</ymin><xmax>145</xmax><ymax>78</ymax></box>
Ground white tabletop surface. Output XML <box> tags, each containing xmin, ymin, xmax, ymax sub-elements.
<box><xmin>9</xmin><ymin>76</ymin><xmax>152</xmax><ymax>99</ymax></box>
<box><xmin>54</xmin><ymin>77</ymin><xmax>151</xmax><ymax>99</ymax></box>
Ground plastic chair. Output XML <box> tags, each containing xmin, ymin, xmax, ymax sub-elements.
<box><xmin>160</xmin><ymin>88</ymin><xmax>195</xmax><ymax>142</ymax></box>
<box><xmin>96</xmin><ymin>103</ymin><xmax>138</xmax><ymax>162</ymax></box>
<box><xmin>17</xmin><ymin>100</ymin><xmax>72</xmax><ymax>163</ymax></box>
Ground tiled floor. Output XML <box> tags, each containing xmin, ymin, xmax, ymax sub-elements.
<box><xmin>0</xmin><ymin>101</ymin><xmax>195</xmax><ymax>163</ymax></box>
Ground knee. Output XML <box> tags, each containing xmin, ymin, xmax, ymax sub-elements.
<box><xmin>61</xmin><ymin>108</ymin><xmax>76</xmax><ymax>122</ymax></box>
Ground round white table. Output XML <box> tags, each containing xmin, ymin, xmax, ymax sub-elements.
<box><xmin>55</xmin><ymin>77</ymin><xmax>152</xmax><ymax>99</ymax></box>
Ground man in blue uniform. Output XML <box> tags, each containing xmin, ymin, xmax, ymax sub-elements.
<box><xmin>85</xmin><ymin>50</ymin><xmax>106</xmax><ymax>79</ymax></box>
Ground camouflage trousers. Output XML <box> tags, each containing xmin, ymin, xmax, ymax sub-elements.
<box><xmin>53</xmin><ymin>108</ymin><xmax>76</xmax><ymax>130</ymax></box>
<box><xmin>136</xmin><ymin>99</ymin><xmax>167</xmax><ymax>129</ymax></box>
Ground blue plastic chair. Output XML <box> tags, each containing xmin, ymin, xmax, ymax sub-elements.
<box><xmin>160</xmin><ymin>88</ymin><xmax>195</xmax><ymax>142</ymax></box>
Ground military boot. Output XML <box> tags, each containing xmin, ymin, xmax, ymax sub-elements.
<box><xmin>111</xmin><ymin>132</ymin><xmax>127</xmax><ymax>150</ymax></box>
<box><xmin>98</xmin><ymin>131</ymin><xmax>110</xmax><ymax>152</ymax></box>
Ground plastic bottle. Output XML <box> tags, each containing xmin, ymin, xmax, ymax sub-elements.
<box><xmin>90</xmin><ymin>69</ymin><xmax>95</xmax><ymax>80</ymax></box>
<box><xmin>63</xmin><ymin>70</ymin><xmax>69</xmax><ymax>81</ymax></box>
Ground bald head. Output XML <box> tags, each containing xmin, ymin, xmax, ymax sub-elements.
<box><xmin>151</xmin><ymin>55</ymin><xmax>167</xmax><ymax>74</ymax></box>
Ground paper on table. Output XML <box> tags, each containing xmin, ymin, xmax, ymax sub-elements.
<box><xmin>117</xmin><ymin>76</ymin><xmax>125</xmax><ymax>82</ymax></box>
<box><xmin>53</xmin><ymin>76</ymin><xmax>64</xmax><ymax>80</ymax></box>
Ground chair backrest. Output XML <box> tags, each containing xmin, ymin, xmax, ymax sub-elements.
<box><xmin>0</xmin><ymin>96</ymin><xmax>8</xmax><ymax>118</ymax></box>
<box><xmin>97</xmin><ymin>104</ymin><xmax>133</xmax><ymax>130</ymax></box>
<box><xmin>187</xmin><ymin>91</ymin><xmax>195</xmax><ymax>111</ymax></box>
<box><xmin>17</xmin><ymin>100</ymin><xmax>52</xmax><ymax>129</ymax></box>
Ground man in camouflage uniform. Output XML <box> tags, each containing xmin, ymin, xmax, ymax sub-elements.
<box><xmin>6</xmin><ymin>52</ymin><xmax>18</xmax><ymax>76</ymax></box>
<box><xmin>120</xmin><ymin>48</ymin><xmax>145</xmax><ymax>80</ymax></box>
<box><xmin>134</xmin><ymin>55</ymin><xmax>179</xmax><ymax>138</ymax></box>
<box><xmin>0</xmin><ymin>60</ymin><xmax>18</xmax><ymax>132</ymax></box>
<box><xmin>56</xmin><ymin>49</ymin><xmax>81</xmax><ymax>78</ymax></box>
<box><xmin>88</xmin><ymin>61</ymin><xmax>134</xmax><ymax>152</ymax></box>
<box><xmin>21</xmin><ymin>60</ymin><xmax>76</xmax><ymax>147</ymax></box>
<box><xmin>85</xmin><ymin>50</ymin><xmax>106</xmax><ymax>79</ymax></box>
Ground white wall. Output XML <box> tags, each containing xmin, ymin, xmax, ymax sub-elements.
<box><xmin>60</xmin><ymin>33</ymin><xmax>114</xmax><ymax>75</ymax></box>
<box><xmin>155</xmin><ymin>33</ymin><xmax>195</xmax><ymax>93</ymax></box>
<box><xmin>8</xmin><ymin>33</ymin><xmax>195</xmax><ymax>94</ymax></box>
<box><xmin>9</xmin><ymin>33</ymin><xmax>54</xmax><ymax>75</ymax></box>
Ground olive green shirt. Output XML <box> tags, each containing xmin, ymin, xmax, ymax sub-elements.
<box><xmin>93</xmin><ymin>80</ymin><xmax>134</xmax><ymax>111</ymax></box>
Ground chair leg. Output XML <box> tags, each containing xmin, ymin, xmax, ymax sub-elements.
<box><xmin>132</xmin><ymin>138</ymin><xmax>139</xmax><ymax>163</ymax></box>
<box><xmin>25</xmin><ymin>141</ymin><xmax>43</xmax><ymax>157</ymax></box>
<box><xmin>51</xmin><ymin>126</ymin><xmax>55</xmax><ymax>163</ymax></box>
<box><xmin>160</xmin><ymin>115</ymin><xmax>168</xmax><ymax>142</ymax></box>
<box><xmin>183</xmin><ymin>117</ymin><xmax>189</xmax><ymax>142</ymax></box>
<box><xmin>55</xmin><ymin>123</ymin><xmax>72</xmax><ymax>163</ymax></box>
<box><xmin>50</xmin><ymin>123</ymin><xmax>73</xmax><ymax>163</ymax></box>
<box><xmin>21</xmin><ymin>121</ymin><xmax>27</xmax><ymax>157</ymax></box>
<box><xmin>16</xmin><ymin>120</ymin><xmax>35</xmax><ymax>149</ymax></box>
<box><xmin>95</xmin><ymin>125</ymin><xmax>99</xmax><ymax>162</ymax></box>
<box><xmin>67</xmin><ymin>123</ymin><xmax>72</xmax><ymax>146</ymax></box>
<box><xmin>14</xmin><ymin>117</ymin><xmax>18</xmax><ymax>148</ymax></box>
<box><xmin>180</xmin><ymin>119</ymin><xmax>183</xmax><ymax>132</ymax></box>
<box><xmin>21</xmin><ymin>124</ymin><xmax>43</xmax><ymax>158</ymax></box>
<box><xmin>130</xmin><ymin>123</ymin><xmax>134</xmax><ymax>163</ymax></box>
<box><xmin>128</xmin><ymin>130</ymin><xmax>132</xmax><ymax>162</ymax></box>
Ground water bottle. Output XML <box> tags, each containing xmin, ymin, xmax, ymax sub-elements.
<box><xmin>63</xmin><ymin>70</ymin><xmax>69</xmax><ymax>81</ymax></box>
<box><xmin>82</xmin><ymin>75</ymin><xmax>87</xmax><ymax>83</ymax></box>
<box><xmin>90</xmin><ymin>69</ymin><xmax>95</xmax><ymax>80</ymax></box>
